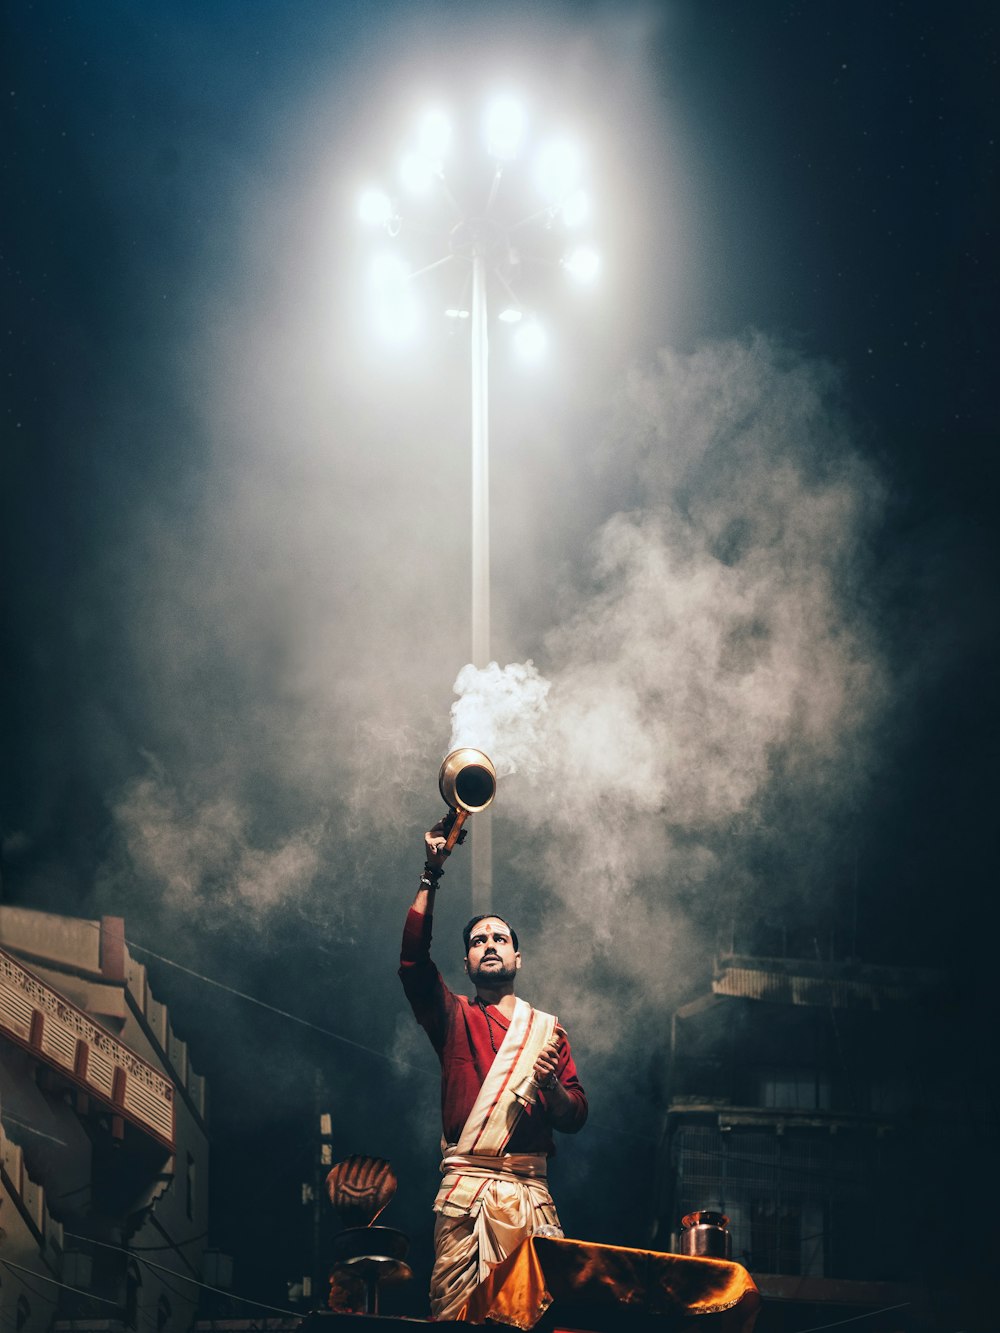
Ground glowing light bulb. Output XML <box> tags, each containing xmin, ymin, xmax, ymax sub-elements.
<box><xmin>399</xmin><ymin>151</ymin><xmax>435</xmax><ymax>194</ymax></box>
<box><xmin>419</xmin><ymin>108</ymin><xmax>451</xmax><ymax>162</ymax></box>
<box><xmin>358</xmin><ymin>188</ymin><xmax>393</xmax><ymax>227</ymax></box>
<box><xmin>560</xmin><ymin>188</ymin><xmax>589</xmax><ymax>228</ymax></box>
<box><xmin>485</xmin><ymin>95</ymin><xmax>527</xmax><ymax>160</ymax></box>
<box><xmin>514</xmin><ymin>318</ymin><xmax>547</xmax><ymax>361</ymax></box>
<box><xmin>534</xmin><ymin>138</ymin><xmax>582</xmax><ymax>201</ymax></box>
<box><xmin>563</xmin><ymin>246</ymin><xmax>600</xmax><ymax>283</ymax></box>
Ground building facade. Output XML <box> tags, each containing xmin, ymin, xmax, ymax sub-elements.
<box><xmin>652</xmin><ymin>949</ymin><xmax>976</xmax><ymax>1330</ymax></box>
<box><xmin>0</xmin><ymin>908</ymin><xmax>210</xmax><ymax>1333</ymax></box>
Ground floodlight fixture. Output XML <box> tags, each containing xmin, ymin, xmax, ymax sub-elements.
<box><xmin>534</xmin><ymin>138</ymin><xmax>582</xmax><ymax>202</ymax></box>
<box><xmin>357</xmin><ymin>94</ymin><xmax>600</xmax><ymax>907</ymax></box>
<box><xmin>485</xmin><ymin>95</ymin><xmax>527</xmax><ymax>160</ymax></box>
<box><xmin>563</xmin><ymin>245</ymin><xmax>600</xmax><ymax>283</ymax></box>
<box><xmin>514</xmin><ymin>318</ymin><xmax>547</xmax><ymax>360</ymax></box>
<box><xmin>400</xmin><ymin>151</ymin><xmax>436</xmax><ymax>194</ymax></box>
<box><xmin>419</xmin><ymin>108</ymin><xmax>452</xmax><ymax>163</ymax></box>
<box><xmin>561</xmin><ymin>188</ymin><xmax>589</xmax><ymax>228</ymax></box>
<box><xmin>359</xmin><ymin>187</ymin><xmax>394</xmax><ymax>228</ymax></box>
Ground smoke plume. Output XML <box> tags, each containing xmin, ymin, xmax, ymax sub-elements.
<box><xmin>447</xmin><ymin>334</ymin><xmax>886</xmax><ymax>1050</ymax></box>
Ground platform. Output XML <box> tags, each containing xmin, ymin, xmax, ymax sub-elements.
<box><xmin>298</xmin><ymin>1236</ymin><xmax>759</xmax><ymax>1333</ymax></box>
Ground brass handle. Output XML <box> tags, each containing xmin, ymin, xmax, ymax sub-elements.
<box><xmin>442</xmin><ymin>808</ymin><xmax>469</xmax><ymax>852</ymax></box>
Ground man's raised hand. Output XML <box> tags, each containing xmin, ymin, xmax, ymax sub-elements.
<box><xmin>424</xmin><ymin>813</ymin><xmax>467</xmax><ymax>870</ymax></box>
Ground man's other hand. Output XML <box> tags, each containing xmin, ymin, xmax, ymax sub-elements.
<box><xmin>532</xmin><ymin>1036</ymin><xmax>561</xmax><ymax>1088</ymax></box>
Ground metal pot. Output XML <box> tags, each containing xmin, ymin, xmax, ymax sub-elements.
<box><xmin>678</xmin><ymin>1210</ymin><xmax>731</xmax><ymax>1259</ymax></box>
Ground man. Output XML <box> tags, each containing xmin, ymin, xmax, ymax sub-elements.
<box><xmin>399</xmin><ymin>817</ymin><xmax>587</xmax><ymax>1321</ymax></box>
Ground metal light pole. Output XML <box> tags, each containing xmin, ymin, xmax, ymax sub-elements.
<box><xmin>471</xmin><ymin>248</ymin><xmax>490</xmax><ymax>672</ymax></box>
<box><xmin>359</xmin><ymin>99</ymin><xmax>599</xmax><ymax>909</ymax></box>
<box><xmin>470</xmin><ymin>247</ymin><xmax>493</xmax><ymax>902</ymax></box>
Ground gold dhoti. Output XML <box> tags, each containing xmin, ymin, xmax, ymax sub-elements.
<box><xmin>429</xmin><ymin>1151</ymin><xmax>563</xmax><ymax>1321</ymax></box>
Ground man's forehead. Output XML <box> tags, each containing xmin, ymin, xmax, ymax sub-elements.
<box><xmin>471</xmin><ymin>917</ymin><xmax>511</xmax><ymax>936</ymax></box>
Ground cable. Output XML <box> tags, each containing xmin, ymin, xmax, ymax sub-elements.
<box><xmin>134</xmin><ymin>938</ymin><xmax>655</xmax><ymax>1143</ymax></box>
<box><xmin>0</xmin><ymin>1114</ymin><xmax>68</xmax><ymax>1147</ymax></box>
<box><xmin>791</xmin><ymin>1301</ymin><xmax>912</xmax><ymax>1332</ymax></box>
<box><xmin>63</xmin><ymin>1233</ymin><xmax>298</xmax><ymax>1318</ymax></box>
<box><xmin>129</xmin><ymin>1231</ymin><xmax>210</xmax><ymax>1251</ymax></box>
<box><xmin>151</xmin><ymin>1262</ymin><xmax>211</xmax><ymax>1313</ymax></box>
<box><xmin>0</xmin><ymin>1259</ymin><xmax>120</xmax><ymax>1308</ymax></box>
<box><xmin>0</xmin><ymin>1263</ymin><xmax>59</xmax><ymax>1307</ymax></box>
<box><xmin>125</xmin><ymin>938</ymin><xmax>437</xmax><ymax>1078</ymax></box>
<box><xmin>84</xmin><ymin>922</ymin><xmax>658</xmax><ymax>1144</ymax></box>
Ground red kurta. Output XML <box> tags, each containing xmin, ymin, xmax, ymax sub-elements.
<box><xmin>399</xmin><ymin>907</ymin><xmax>588</xmax><ymax>1154</ymax></box>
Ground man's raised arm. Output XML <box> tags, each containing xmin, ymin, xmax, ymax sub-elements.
<box><xmin>399</xmin><ymin>818</ymin><xmax>464</xmax><ymax>1047</ymax></box>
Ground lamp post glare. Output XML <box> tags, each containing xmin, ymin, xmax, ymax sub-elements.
<box><xmin>418</xmin><ymin>109</ymin><xmax>452</xmax><ymax>161</ymax></box>
<box><xmin>359</xmin><ymin>188</ymin><xmax>394</xmax><ymax>227</ymax></box>
<box><xmin>484</xmin><ymin>96</ymin><xmax>528</xmax><ymax>160</ymax></box>
<box><xmin>563</xmin><ymin>246</ymin><xmax>600</xmax><ymax>283</ymax></box>
<box><xmin>534</xmin><ymin>139</ymin><xmax>582</xmax><ymax>201</ymax></box>
<box><xmin>399</xmin><ymin>151</ymin><xmax>436</xmax><ymax>194</ymax></box>
<box><xmin>358</xmin><ymin>95</ymin><xmax>599</xmax><ymax>905</ymax></box>
<box><xmin>560</xmin><ymin>188</ymin><xmax>589</xmax><ymax>228</ymax></box>
<box><xmin>513</xmin><ymin>318</ymin><xmax>548</xmax><ymax>361</ymax></box>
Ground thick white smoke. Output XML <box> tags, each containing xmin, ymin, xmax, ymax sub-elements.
<box><xmin>447</xmin><ymin>334</ymin><xmax>886</xmax><ymax>1047</ymax></box>
<box><xmin>112</xmin><ymin>762</ymin><xmax>325</xmax><ymax>915</ymax></box>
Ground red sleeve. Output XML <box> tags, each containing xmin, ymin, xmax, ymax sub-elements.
<box><xmin>399</xmin><ymin>906</ymin><xmax>452</xmax><ymax>1053</ymax></box>
<box><xmin>539</xmin><ymin>1030</ymin><xmax>588</xmax><ymax>1134</ymax></box>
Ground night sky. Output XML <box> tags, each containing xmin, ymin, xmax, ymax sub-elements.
<box><xmin>2</xmin><ymin>0</ymin><xmax>997</xmax><ymax>1317</ymax></box>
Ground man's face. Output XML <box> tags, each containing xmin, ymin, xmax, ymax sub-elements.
<box><xmin>464</xmin><ymin>917</ymin><xmax>521</xmax><ymax>987</ymax></box>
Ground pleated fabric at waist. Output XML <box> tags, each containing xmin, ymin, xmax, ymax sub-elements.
<box><xmin>439</xmin><ymin>1148</ymin><xmax>549</xmax><ymax>1181</ymax></box>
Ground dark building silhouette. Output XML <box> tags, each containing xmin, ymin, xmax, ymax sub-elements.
<box><xmin>652</xmin><ymin>938</ymin><xmax>986</xmax><ymax>1331</ymax></box>
<box><xmin>0</xmin><ymin>907</ymin><xmax>224</xmax><ymax>1333</ymax></box>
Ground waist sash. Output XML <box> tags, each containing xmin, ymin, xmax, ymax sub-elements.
<box><xmin>435</xmin><ymin>1150</ymin><xmax>552</xmax><ymax>1219</ymax></box>
<box><xmin>435</xmin><ymin>997</ymin><xmax>556</xmax><ymax>1217</ymax></box>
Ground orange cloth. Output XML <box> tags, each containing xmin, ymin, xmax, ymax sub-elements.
<box><xmin>458</xmin><ymin>1236</ymin><xmax>760</xmax><ymax>1332</ymax></box>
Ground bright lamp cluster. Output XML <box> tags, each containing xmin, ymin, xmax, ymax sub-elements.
<box><xmin>357</xmin><ymin>94</ymin><xmax>600</xmax><ymax>356</ymax></box>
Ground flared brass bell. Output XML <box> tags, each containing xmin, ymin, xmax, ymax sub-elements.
<box><xmin>509</xmin><ymin>1073</ymin><xmax>541</xmax><ymax>1108</ymax></box>
<box><xmin>438</xmin><ymin>748</ymin><xmax>497</xmax><ymax>814</ymax></box>
<box><xmin>436</xmin><ymin>748</ymin><xmax>496</xmax><ymax>853</ymax></box>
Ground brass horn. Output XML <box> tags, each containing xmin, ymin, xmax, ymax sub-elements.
<box><xmin>437</xmin><ymin>748</ymin><xmax>496</xmax><ymax>851</ymax></box>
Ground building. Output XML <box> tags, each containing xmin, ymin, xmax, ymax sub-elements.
<box><xmin>0</xmin><ymin>908</ymin><xmax>211</xmax><ymax>1333</ymax></box>
<box><xmin>651</xmin><ymin>947</ymin><xmax>980</xmax><ymax>1331</ymax></box>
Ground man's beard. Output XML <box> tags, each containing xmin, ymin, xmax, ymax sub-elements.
<box><xmin>469</xmin><ymin>957</ymin><xmax>517</xmax><ymax>987</ymax></box>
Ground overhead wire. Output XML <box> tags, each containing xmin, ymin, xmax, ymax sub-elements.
<box><xmin>63</xmin><ymin>1232</ymin><xmax>299</xmax><ymax>1318</ymax></box>
<box><xmin>0</xmin><ymin>1113</ymin><xmax>68</xmax><ymax>1147</ymax></box>
<box><xmin>128</xmin><ymin>1231</ymin><xmax>210</xmax><ymax>1251</ymax></box>
<box><xmin>122</xmin><ymin>933</ymin><xmax>657</xmax><ymax>1143</ymax></box>
<box><xmin>0</xmin><ymin>1258</ymin><xmax>120</xmax><ymax>1309</ymax></box>
<box><xmin>124</xmin><ymin>937</ymin><xmax>437</xmax><ymax>1078</ymax></box>
<box><xmin>790</xmin><ymin>1301</ymin><xmax>913</xmax><ymax>1332</ymax></box>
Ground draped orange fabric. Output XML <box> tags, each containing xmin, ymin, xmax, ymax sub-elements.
<box><xmin>458</xmin><ymin>1236</ymin><xmax>760</xmax><ymax>1332</ymax></box>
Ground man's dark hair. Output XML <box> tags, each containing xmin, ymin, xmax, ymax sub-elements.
<box><xmin>463</xmin><ymin>914</ymin><xmax>519</xmax><ymax>955</ymax></box>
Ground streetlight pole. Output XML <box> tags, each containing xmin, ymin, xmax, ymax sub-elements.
<box><xmin>359</xmin><ymin>101</ymin><xmax>598</xmax><ymax>912</ymax></box>
<box><xmin>470</xmin><ymin>246</ymin><xmax>492</xmax><ymax>905</ymax></box>
<box><xmin>471</xmin><ymin>249</ymin><xmax>490</xmax><ymax>672</ymax></box>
